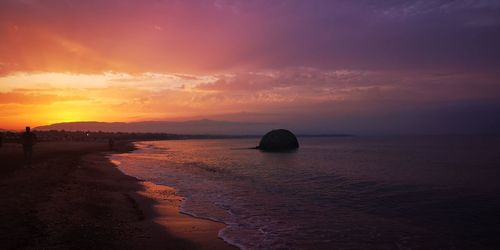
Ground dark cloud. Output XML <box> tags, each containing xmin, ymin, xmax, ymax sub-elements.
<box><xmin>197</xmin><ymin>68</ymin><xmax>500</xmax><ymax>103</ymax></box>
<box><xmin>1</xmin><ymin>0</ymin><xmax>499</xmax><ymax>73</ymax></box>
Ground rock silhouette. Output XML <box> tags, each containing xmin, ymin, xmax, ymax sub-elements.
<box><xmin>257</xmin><ymin>129</ymin><xmax>299</xmax><ymax>152</ymax></box>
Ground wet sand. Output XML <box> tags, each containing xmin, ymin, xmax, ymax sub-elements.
<box><xmin>0</xmin><ymin>141</ymin><xmax>235</xmax><ymax>249</ymax></box>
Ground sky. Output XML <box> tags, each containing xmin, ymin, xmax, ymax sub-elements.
<box><xmin>1</xmin><ymin>0</ymin><xmax>499</xmax><ymax>134</ymax></box>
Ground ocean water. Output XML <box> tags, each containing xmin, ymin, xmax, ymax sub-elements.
<box><xmin>110</xmin><ymin>136</ymin><xmax>500</xmax><ymax>249</ymax></box>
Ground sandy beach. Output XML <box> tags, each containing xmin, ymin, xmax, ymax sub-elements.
<box><xmin>0</xmin><ymin>141</ymin><xmax>235</xmax><ymax>249</ymax></box>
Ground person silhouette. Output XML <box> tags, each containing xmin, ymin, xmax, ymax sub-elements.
<box><xmin>108</xmin><ymin>137</ymin><xmax>114</xmax><ymax>150</ymax></box>
<box><xmin>21</xmin><ymin>126</ymin><xmax>37</xmax><ymax>164</ymax></box>
<box><xmin>0</xmin><ymin>132</ymin><xmax>3</xmax><ymax>148</ymax></box>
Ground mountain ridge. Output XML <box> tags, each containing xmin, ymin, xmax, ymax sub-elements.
<box><xmin>34</xmin><ymin>119</ymin><xmax>275</xmax><ymax>135</ymax></box>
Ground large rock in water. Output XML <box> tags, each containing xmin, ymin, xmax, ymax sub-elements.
<box><xmin>258</xmin><ymin>129</ymin><xmax>299</xmax><ymax>152</ymax></box>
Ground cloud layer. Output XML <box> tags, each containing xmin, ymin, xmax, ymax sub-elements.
<box><xmin>1</xmin><ymin>0</ymin><xmax>499</xmax><ymax>133</ymax></box>
<box><xmin>2</xmin><ymin>0</ymin><xmax>500</xmax><ymax>74</ymax></box>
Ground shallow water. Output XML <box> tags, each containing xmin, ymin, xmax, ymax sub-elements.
<box><xmin>111</xmin><ymin>136</ymin><xmax>500</xmax><ymax>249</ymax></box>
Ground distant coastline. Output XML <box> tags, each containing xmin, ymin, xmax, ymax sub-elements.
<box><xmin>1</xmin><ymin>129</ymin><xmax>353</xmax><ymax>142</ymax></box>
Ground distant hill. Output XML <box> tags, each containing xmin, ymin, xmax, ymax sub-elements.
<box><xmin>34</xmin><ymin>119</ymin><xmax>274</xmax><ymax>135</ymax></box>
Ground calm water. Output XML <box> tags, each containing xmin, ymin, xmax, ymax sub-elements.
<box><xmin>110</xmin><ymin>136</ymin><xmax>500</xmax><ymax>249</ymax></box>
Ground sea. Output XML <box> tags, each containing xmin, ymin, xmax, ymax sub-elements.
<box><xmin>110</xmin><ymin>136</ymin><xmax>500</xmax><ymax>249</ymax></box>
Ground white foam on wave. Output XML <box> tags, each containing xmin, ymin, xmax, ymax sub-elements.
<box><xmin>176</xmin><ymin>199</ymin><xmax>247</xmax><ymax>250</ymax></box>
<box><xmin>108</xmin><ymin>141</ymin><xmax>298</xmax><ymax>249</ymax></box>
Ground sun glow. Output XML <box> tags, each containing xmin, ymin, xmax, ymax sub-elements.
<box><xmin>48</xmin><ymin>110</ymin><xmax>85</xmax><ymax>124</ymax></box>
<box><xmin>0</xmin><ymin>70</ymin><xmax>227</xmax><ymax>130</ymax></box>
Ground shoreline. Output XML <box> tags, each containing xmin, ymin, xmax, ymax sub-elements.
<box><xmin>111</xmin><ymin>141</ymin><xmax>245</xmax><ymax>250</ymax></box>
<box><xmin>129</xmin><ymin>181</ymin><xmax>235</xmax><ymax>249</ymax></box>
<box><xmin>0</xmin><ymin>140</ymin><xmax>237</xmax><ymax>249</ymax></box>
<box><xmin>107</xmin><ymin>142</ymin><xmax>237</xmax><ymax>250</ymax></box>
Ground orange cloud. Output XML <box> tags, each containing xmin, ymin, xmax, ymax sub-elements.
<box><xmin>0</xmin><ymin>91</ymin><xmax>85</xmax><ymax>105</ymax></box>
<box><xmin>1</xmin><ymin>68</ymin><xmax>499</xmax><ymax>130</ymax></box>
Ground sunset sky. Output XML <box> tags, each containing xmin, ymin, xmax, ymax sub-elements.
<box><xmin>1</xmin><ymin>0</ymin><xmax>499</xmax><ymax>134</ymax></box>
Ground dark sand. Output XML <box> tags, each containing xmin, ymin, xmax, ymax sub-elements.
<box><xmin>0</xmin><ymin>141</ymin><xmax>235</xmax><ymax>250</ymax></box>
